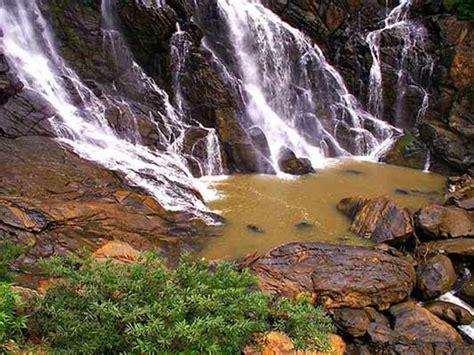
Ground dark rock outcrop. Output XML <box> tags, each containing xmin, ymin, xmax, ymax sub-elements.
<box><xmin>421</xmin><ymin>238</ymin><xmax>474</xmax><ymax>259</ymax></box>
<box><xmin>337</xmin><ymin>196</ymin><xmax>414</xmax><ymax>244</ymax></box>
<box><xmin>0</xmin><ymin>136</ymin><xmax>216</xmax><ymax>278</ymax></box>
<box><xmin>247</xmin><ymin>242</ymin><xmax>416</xmax><ymax>310</ymax></box>
<box><xmin>416</xmin><ymin>255</ymin><xmax>457</xmax><ymax>300</ymax></box>
<box><xmin>390</xmin><ymin>302</ymin><xmax>463</xmax><ymax>343</ymax></box>
<box><xmin>416</xmin><ymin>204</ymin><xmax>474</xmax><ymax>239</ymax></box>
<box><xmin>425</xmin><ymin>301</ymin><xmax>473</xmax><ymax>326</ymax></box>
<box><xmin>332</xmin><ymin>307</ymin><xmax>389</xmax><ymax>338</ymax></box>
<box><xmin>278</xmin><ymin>148</ymin><xmax>314</xmax><ymax>175</ymax></box>
<box><xmin>383</xmin><ymin>133</ymin><xmax>430</xmax><ymax>171</ymax></box>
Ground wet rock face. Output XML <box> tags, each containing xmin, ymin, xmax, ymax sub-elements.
<box><xmin>0</xmin><ymin>136</ymin><xmax>215</xmax><ymax>276</ymax></box>
<box><xmin>425</xmin><ymin>301</ymin><xmax>473</xmax><ymax>326</ymax></box>
<box><xmin>278</xmin><ymin>148</ymin><xmax>314</xmax><ymax>175</ymax></box>
<box><xmin>417</xmin><ymin>255</ymin><xmax>457</xmax><ymax>300</ymax></box>
<box><xmin>383</xmin><ymin>134</ymin><xmax>430</xmax><ymax>171</ymax></box>
<box><xmin>390</xmin><ymin>302</ymin><xmax>463</xmax><ymax>343</ymax></box>
<box><xmin>416</xmin><ymin>204</ymin><xmax>474</xmax><ymax>239</ymax></box>
<box><xmin>248</xmin><ymin>242</ymin><xmax>416</xmax><ymax>310</ymax></box>
<box><xmin>332</xmin><ymin>307</ymin><xmax>389</xmax><ymax>338</ymax></box>
<box><xmin>337</xmin><ymin>196</ymin><xmax>414</xmax><ymax>244</ymax></box>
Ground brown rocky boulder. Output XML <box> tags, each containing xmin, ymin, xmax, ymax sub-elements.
<box><xmin>92</xmin><ymin>240</ymin><xmax>141</xmax><ymax>264</ymax></box>
<box><xmin>0</xmin><ymin>136</ymin><xmax>219</xmax><ymax>276</ymax></box>
<box><xmin>337</xmin><ymin>196</ymin><xmax>414</xmax><ymax>244</ymax></box>
<box><xmin>416</xmin><ymin>204</ymin><xmax>474</xmax><ymax>239</ymax></box>
<box><xmin>278</xmin><ymin>148</ymin><xmax>314</xmax><ymax>175</ymax></box>
<box><xmin>331</xmin><ymin>307</ymin><xmax>389</xmax><ymax>338</ymax></box>
<box><xmin>425</xmin><ymin>301</ymin><xmax>473</xmax><ymax>326</ymax></box>
<box><xmin>390</xmin><ymin>302</ymin><xmax>463</xmax><ymax>343</ymax></box>
<box><xmin>248</xmin><ymin>242</ymin><xmax>416</xmax><ymax>310</ymax></box>
<box><xmin>417</xmin><ymin>255</ymin><xmax>457</xmax><ymax>300</ymax></box>
<box><xmin>383</xmin><ymin>134</ymin><xmax>430</xmax><ymax>171</ymax></box>
<box><xmin>420</xmin><ymin>238</ymin><xmax>474</xmax><ymax>259</ymax></box>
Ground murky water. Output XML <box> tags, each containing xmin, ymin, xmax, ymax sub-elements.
<box><xmin>199</xmin><ymin>160</ymin><xmax>445</xmax><ymax>260</ymax></box>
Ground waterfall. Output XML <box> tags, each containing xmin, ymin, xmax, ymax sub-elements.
<box><xmin>0</xmin><ymin>0</ymin><xmax>217</xmax><ymax>221</ymax></box>
<box><xmin>366</xmin><ymin>0</ymin><xmax>433</xmax><ymax>127</ymax></box>
<box><xmin>170</xmin><ymin>25</ymin><xmax>224</xmax><ymax>177</ymax></box>
<box><xmin>200</xmin><ymin>0</ymin><xmax>398</xmax><ymax>171</ymax></box>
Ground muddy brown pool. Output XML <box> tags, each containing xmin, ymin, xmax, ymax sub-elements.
<box><xmin>198</xmin><ymin>160</ymin><xmax>446</xmax><ymax>260</ymax></box>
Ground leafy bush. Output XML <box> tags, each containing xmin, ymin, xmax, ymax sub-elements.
<box><xmin>0</xmin><ymin>241</ymin><xmax>24</xmax><ymax>282</ymax></box>
<box><xmin>445</xmin><ymin>0</ymin><xmax>474</xmax><ymax>22</ymax></box>
<box><xmin>272</xmin><ymin>296</ymin><xmax>335</xmax><ymax>351</ymax></box>
<box><xmin>0</xmin><ymin>283</ymin><xmax>28</xmax><ymax>348</ymax></box>
<box><xmin>36</xmin><ymin>255</ymin><xmax>334</xmax><ymax>354</ymax></box>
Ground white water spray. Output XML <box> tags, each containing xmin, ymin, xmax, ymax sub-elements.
<box><xmin>206</xmin><ymin>0</ymin><xmax>398</xmax><ymax>171</ymax></box>
<box><xmin>0</xmin><ymin>0</ymin><xmax>216</xmax><ymax>219</ymax></box>
<box><xmin>366</xmin><ymin>0</ymin><xmax>433</xmax><ymax>126</ymax></box>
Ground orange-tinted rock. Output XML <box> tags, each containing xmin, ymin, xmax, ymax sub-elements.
<box><xmin>249</xmin><ymin>242</ymin><xmax>416</xmax><ymax>310</ymax></box>
<box><xmin>417</xmin><ymin>255</ymin><xmax>457</xmax><ymax>300</ymax></box>
<box><xmin>244</xmin><ymin>332</ymin><xmax>346</xmax><ymax>355</ymax></box>
<box><xmin>450</xmin><ymin>49</ymin><xmax>474</xmax><ymax>91</ymax></box>
<box><xmin>416</xmin><ymin>205</ymin><xmax>473</xmax><ymax>239</ymax></box>
<box><xmin>425</xmin><ymin>301</ymin><xmax>473</xmax><ymax>326</ymax></box>
<box><xmin>0</xmin><ymin>137</ymin><xmax>220</xmax><ymax>275</ymax></box>
<box><xmin>92</xmin><ymin>240</ymin><xmax>140</xmax><ymax>263</ymax></box>
<box><xmin>390</xmin><ymin>302</ymin><xmax>463</xmax><ymax>343</ymax></box>
<box><xmin>337</xmin><ymin>196</ymin><xmax>413</xmax><ymax>244</ymax></box>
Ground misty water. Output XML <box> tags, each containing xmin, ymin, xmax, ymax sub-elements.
<box><xmin>198</xmin><ymin>161</ymin><xmax>445</xmax><ymax>259</ymax></box>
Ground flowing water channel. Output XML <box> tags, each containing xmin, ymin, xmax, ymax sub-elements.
<box><xmin>198</xmin><ymin>161</ymin><xmax>445</xmax><ymax>259</ymax></box>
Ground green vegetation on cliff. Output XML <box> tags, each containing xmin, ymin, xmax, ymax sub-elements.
<box><xmin>445</xmin><ymin>0</ymin><xmax>474</xmax><ymax>22</ymax></box>
<box><xmin>24</xmin><ymin>255</ymin><xmax>334</xmax><ymax>354</ymax></box>
<box><xmin>0</xmin><ymin>283</ymin><xmax>27</xmax><ymax>349</ymax></box>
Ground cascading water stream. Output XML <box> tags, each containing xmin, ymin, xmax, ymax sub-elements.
<box><xmin>169</xmin><ymin>24</ymin><xmax>224</xmax><ymax>176</ymax></box>
<box><xmin>0</xmin><ymin>0</ymin><xmax>216</xmax><ymax>220</ymax></box>
<box><xmin>201</xmin><ymin>0</ymin><xmax>399</xmax><ymax>171</ymax></box>
<box><xmin>102</xmin><ymin>0</ymin><xmax>223</xmax><ymax>177</ymax></box>
<box><xmin>366</xmin><ymin>0</ymin><xmax>433</xmax><ymax>127</ymax></box>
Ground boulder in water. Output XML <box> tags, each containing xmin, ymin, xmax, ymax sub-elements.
<box><xmin>416</xmin><ymin>254</ymin><xmax>457</xmax><ymax>300</ymax></box>
<box><xmin>278</xmin><ymin>148</ymin><xmax>314</xmax><ymax>175</ymax></box>
<box><xmin>337</xmin><ymin>196</ymin><xmax>414</xmax><ymax>244</ymax></box>
<box><xmin>247</xmin><ymin>242</ymin><xmax>416</xmax><ymax>310</ymax></box>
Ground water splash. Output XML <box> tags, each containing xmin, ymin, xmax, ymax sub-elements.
<box><xmin>201</xmin><ymin>0</ymin><xmax>398</xmax><ymax>171</ymax></box>
<box><xmin>0</xmin><ymin>0</ymin><xmax>216</xmax><ymax>220</ymax></box>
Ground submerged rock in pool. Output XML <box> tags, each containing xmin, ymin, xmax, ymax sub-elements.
<box><xmin>247</xmin><ymin>224</ymin><xmax>265</xmax><ymax>234</ymax></box>
<box><xmin>294</xmin><ymin>222</ymin><xmax>313</xmax><ymax>230</ymax></box>
<box><xmin>337</xmin><ymin>196</ymin><xmax>414</xmax><ymax>244</ymax></box>
<box><xmin>246</xmin><ymin>242</ymin><xmax>416</xmax><ymax>310</ymax></box>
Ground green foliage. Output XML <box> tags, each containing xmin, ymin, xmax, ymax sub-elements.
<box><xmin>0</xmin><ymin>241</ymin><xmax>24</xmax><ymax>282</ymax></box>
<box><xmin>271</xmin><ymin>296</ymin><xmax>335</xmax><ymax>351</ymax></box>
<box><xmin>36</xmin><ymin>255</ymin><xmax>334</xmax><ymax>354</ymax></box>
<box><xmin>0</xmin><ymin>283</ymin><xmax>28</xmax><ymax>349</ymax></box>
<box><xmin>445</xmin><ymin>0</ymin><xmax>474</xmax><ymax>22</ymax></box>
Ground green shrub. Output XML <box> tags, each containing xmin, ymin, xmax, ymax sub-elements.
<box><xmin>0</xmin><ymin>241</ymin><xmax>24</xmax><ymax>282</ymax></box>
<box><xmin>272</xmin><ymin>296</ymin><xmax>335</xmax><ymax>351</ymax></box>
<box><xmin>445</xmin><ymin>0</ymin><xmax>474</xmax><ymax>22</ymax></box>
<box><xmin>36</xmin><ymin>255</ymin><xmax>334</xmax><ymax>354</ymax></box>
<box><xmin>0</xmin><ymin>283</ymin><xmax>28</xmax><ymax>349</ymax></box>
